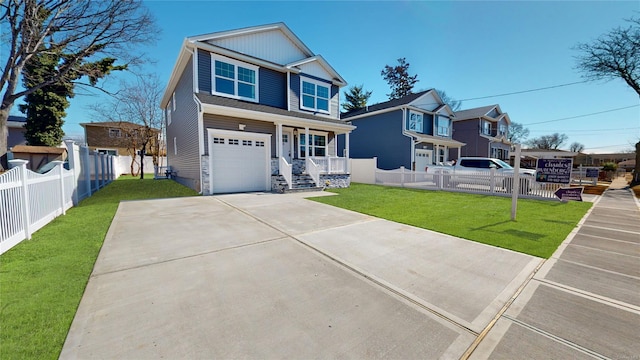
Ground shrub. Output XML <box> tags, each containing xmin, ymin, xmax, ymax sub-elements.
<box><xmin>602</xmin><ymin>162</ymin><xmax>617</xmax><ymax>171</ymax></box>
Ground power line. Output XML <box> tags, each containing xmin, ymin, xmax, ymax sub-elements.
<box><xmin>528</xmin><ymin>127</ymin><xmax>640</xmax><ymax>133</ymax></box>
<box><xmin>583</xmin><ymin>143</ymin><xmax>635</xmax><ymax>150</ymax></box>
<box><xmin>523</xmin><ymin>105</ymin><xmax>640</xmax><ymax>126</ymax></box>
<box><xmin>458</xmin><ymin>80</ymin><xmax>592</xmax><ymax>101</ymax></box>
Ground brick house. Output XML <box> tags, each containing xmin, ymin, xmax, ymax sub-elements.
<box><xmin>80</xmin><ymin>121</ymin><xmax>161</xmax><ymax>156</ymax></box>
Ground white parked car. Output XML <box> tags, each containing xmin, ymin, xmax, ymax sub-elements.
<box><xmin>447</xmin><ymin>157</ymin><xmax>536</xmax><ymax>192</ymax></box>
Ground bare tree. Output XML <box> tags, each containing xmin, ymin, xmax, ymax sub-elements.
<box><xmin>0</xmin><ymin>0</ymin><xmax>159</xmax><ymax>170</ymax></box>
<box><xmin>91</xmin><ymin>74</ymin><xmax>164</xmax><ymax>179</ymax></box>
<box><xmin>574</xmin><ymin>16</ymin><xmax>640</xmax><ymax>96</ymax></box>
<box><xmin>507</xmin><ymin>122</ymin><xmax>530</xmax><ymax>144</ymax></box>
<box><xmin>569</xmin><ymin>142</ymin><xmax>585</xmax><ymax>153</ymax></box>
<box><xmin>435</xmin><ymin>89</ymin><xmax>462</xmax><ymax>111</ymax></box>
<box><xmin>525</xmin><ymin>133</ymin><xmax>568</xmax><ymax>150</ymax></box>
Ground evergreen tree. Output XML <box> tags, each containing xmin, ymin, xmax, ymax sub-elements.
<box><xmin>341</xmin><ymin>85</ymin><xmax>372</xmax><ymax>112</ymax></box>
<box><xmin>19</xmin><ymin>46</ymin><xmax>125</xmax><ymax>146</ymax></box>
<box><xmin>381</xmin><ymin>58</ymin><xmax>419</xmax><ymax>100</ymax></box>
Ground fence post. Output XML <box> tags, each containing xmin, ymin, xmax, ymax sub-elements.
<box><xmin>400</xmin><ymin>166</ymin><xmax>405</xmax><ymax>187</ymax></box>
<box><xmin>490</xmin><ymin>168</ymin><xmax>496</xmax><ymax>194</ymax></box>
<box><xmin>93</xmin><ymin>151</ymin><xmax>99</xmax><ymax>191</ymax></box>
<box><xmin>9</xmin><ymin>159</ymin><xmax>31</xmax><ymax>240</ymax></box>
<box><xmin>100</xmin><ymin>154</ymin><xmax>106</xmax><ymax>188</ymax></box>
<box><xmin>82</xmin><ymin>146</ymin><xmax>92</xmax><ymax>197</ymax></box>
<box><xmin>65</xmin><ymin>140</ymin><xmax>80</xmax><ymax>205</ymax></box>
<box><xmin>51</xmin><ymin>160</ymin><xmax>66</xmax><ymax>215</ymax></box>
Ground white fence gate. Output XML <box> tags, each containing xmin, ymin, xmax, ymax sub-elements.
<box><xmin>0</xmin><ymin>140</ymin><xmax>116</xmax><ymax>255</ymax></box>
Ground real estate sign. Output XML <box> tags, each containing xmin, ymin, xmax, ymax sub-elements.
<box><xmin>535</xmin><ymin>159</ymin><xmax>573</xmax><ymax>184</ymax></box>
<box><xmin>554</xmin><ymin>187</ymin><xmax>583</xmax><ymax>202</ymax></box>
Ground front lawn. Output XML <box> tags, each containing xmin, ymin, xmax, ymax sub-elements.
<box><xmin>0</xmin><ymin>176</ymin><xmax>198</xmax><ymax>360</ymax></box>
<box><xmin>311</xmin><ymin>183</ymin><xmax>592</xmax><ymax>258</ymax></box>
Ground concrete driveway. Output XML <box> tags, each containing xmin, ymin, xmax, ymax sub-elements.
<box><xmin>61</xmin><ymin>192</ymin><xmax>540</xmax><ymax>359</ymax></box>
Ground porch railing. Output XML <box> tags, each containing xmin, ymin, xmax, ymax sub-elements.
<box><xmin>309</xmin><ymin>156</ymin><xmax>348</xmax><ymax>174</ymax></box>
<box><xmin>279</xmin><ymin>157</ymin><xmax>292</xmax><ymax>189</ymax></box>
<box><xmin>306</xmin><ymin>158</ymin><xmax>321</xmax><ymax>187</ymax></box>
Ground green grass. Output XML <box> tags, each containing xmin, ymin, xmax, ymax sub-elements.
<box><xmin>311</xmin><ymin>183</ymin><xmax>592</xmax><ymax>259</ymax></box>
<box><xmin>0</xmin><ymin>176</ymin><xmax>198</xmax><ymax>360</ymax></box>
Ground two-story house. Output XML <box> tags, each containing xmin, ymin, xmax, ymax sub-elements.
<box><xmin>452</xmin><ymin>105</ymin><xmax>511</xmax><ymax>161</ymax></box>
<box><xmin>341</xmin><ymin>90</ymin><xmax>464</xmax><ymax>171</ymax></box>
<box><xmin>161</xmin><ymin>23</ymin><xmax>354</xmax><ymax>194</ymax></box>
<box><xmin>80</xmin><ymin>121</ymin><xmax>160</xmax><ymax>156</ymax></box>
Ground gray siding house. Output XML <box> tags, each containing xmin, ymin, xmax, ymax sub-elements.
<box><xmin>452</xmin><ymin>105</ymin><xmax>511</xmax><ymax>160</ymax></box>
<box><xmin>161</xmin><ymin>23</ymin><xmax>354</xmax><ymax>194</ymax></box>
<box><xmin>341</xmin><ymin>90</ymin><xmax>464</xmax><ymax>171</ymax></box>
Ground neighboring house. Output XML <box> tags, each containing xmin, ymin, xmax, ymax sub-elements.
<box><xmin>10</xmin><ymin>145</ymin><xmax>67</xmax><ymax>172</ymax></box>
<box><xmin>513</xmin><ymin>149</ymin><xmax>578</xmax><ymax>169</ymax></box>
<box><xmin>161</xmin><ymin>23</ymin><xmax>355</xmax><ymax>194</ymax></box>
<box><xmin>341</xmin><ymin>90</ymin><xmax>463</xmax><ymax>171</ymax></box>
<box><xmin>452</xmin><ymin>105</ymin><xmax>511</xmax><ymax>161</ymax></box>
<box><xmin>7</xmin><ymin>115</ymin><xmax>27</xmax><ymax>148</ymax></box>
<box><xmin>80</xmin><ymin>121</ymin><xmax>160</xmax><ymax>156</ymax></box>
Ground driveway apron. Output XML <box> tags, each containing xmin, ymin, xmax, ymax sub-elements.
<box><xmin>61</xmin><ymin>192</ymin><xmax>540</xmax><ymax>359</ymax></box>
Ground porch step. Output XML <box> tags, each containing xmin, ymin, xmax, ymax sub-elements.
<box><xmin>273</xmin><ymin>174</ymin><xmax>324</xmax><ymax>193</ymax></box>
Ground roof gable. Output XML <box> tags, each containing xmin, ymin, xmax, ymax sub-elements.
<box><xmin>189</xmin><ymin>23</ymin><xmax>313</xmax><ymax>66</ymax></box>
<box><xmin>287</xmin><ymin>55</ymin><xmax>347</xmax><ymax>86</ymax></box>
<box><xmin>342</xmin><ymin>90</ymin><xmax>431</xmax><ymax>119</ymax></box>
<box><xmin>454</xmin><ymin>105</ymin><xmax>499</xmax><ymax>121</ymax></box>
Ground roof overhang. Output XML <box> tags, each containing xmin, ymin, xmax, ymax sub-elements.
<box><xmin>285</xmin><ymin>55</ymin><xmax>347</xmax><ymax>87</ymax></box>
<box><xmin>200</xmin><ymin>103</ymin><xmax>355</xmax><ymax>134</ymax></box>
<box><xmin>406</xmin><ymin>131</ymin><xmax>466</xmax><ymax>148</ymax></box>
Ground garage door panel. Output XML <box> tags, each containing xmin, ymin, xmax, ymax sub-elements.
<box><xmin>209</xmin><ymin>130</ymin><xmax>270</xmax><ymax>194</ymax></box>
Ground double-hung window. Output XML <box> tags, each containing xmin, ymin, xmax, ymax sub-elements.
<box><xmin>437</xmin><ymin>116</ymin><xmax>450</xmax><ymax>136</ymax></box>
<box><xmin>482</xmin><ymin>120</ymin><xmax>492</xmax><ymax>135</ymax></box>
<box><xmin>298</xmin><ymin>131</ymin><xmax>327</xmax><ymax>158</ymax></box>
<box><xmin>212</xmin><ymin>55</ymin><xmax>258</xmax><ymax>102</ymax></box>
<box><xmin>300</xmin><ymin>78</ymin><xmax>330</xmax><ymax>113</ymax></box>
<box><xmin>499</xmin><ymin>124</ymin><xmax>507</xmax><ymax>136</ymax></box>
<box><xmin>408</xmin><ymin>111</ymin><xmax>423</xmax><ymax>132</ymax></box>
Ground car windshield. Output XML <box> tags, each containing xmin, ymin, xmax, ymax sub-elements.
<box><xmin>495</xmin><ymin>159</ymin><xmax>513</xmax><ymax>169</ymax></box>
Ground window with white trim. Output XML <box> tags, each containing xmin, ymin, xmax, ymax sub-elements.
<box><xmin>499</xmin><ymin>124</ymin><xmax>507</xmax><ymax>136</ymax></box>
<box><xmin>172</xmin><ymin>92</ymin><xmax>176</xmax><ymax>111</ymax></box>
<box><xmin>437</xmin><ymin>116</ymin><xmax>450</xmax><ymax>136</ymax></box>
<box><xmin>166</xmin><ymin>107</ymin><xmax>172</xmax><ymax>126</ymax></box>
<box><xmin>212</xmin><ymin>55</ymin><xmax>258</xmax><ymax>102</ymax></box>
<box><xmin>482</xmin><ymin>120</ymin><xmax>492</xmax><ymax>135</ymax></box>
<box><xmin>300</xmin><ymin>78</ymin><xmax>330</xmax><ymax>113</ymax></box>
<box><xmin>298</xmin><ymin>131</ymin><xmax>327</xmax><ymax>158</ymax></box>
<box><xmin>407</xmin><ymin>111</ymin><xmax>423</xmax><ymax>132</ymax></box>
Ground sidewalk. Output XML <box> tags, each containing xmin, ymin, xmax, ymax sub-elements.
<box><xmin>472</xmin><ymin>176</ymin><xmax>640</xmax><ymax>359</ymax></box>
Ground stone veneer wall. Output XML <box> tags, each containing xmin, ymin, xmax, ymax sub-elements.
<box><xmin>320</xmin><ymin>174</ymin><xmax>350</xmax><ymax>188</ymax></box>
<box><xmin>271</xmin><ymin>158</ymin><xmax>307</xmax><ymax>175</ymax></box>
<box><xmin>201</xmin><ymin>155</ymin><xmax>210</xmax><ymax>195</ymax></box>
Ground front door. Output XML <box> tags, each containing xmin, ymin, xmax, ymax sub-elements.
<box><xmin>415</xmin><ymin>149</ymin><xmax>432</xmax><ymax>172</ymax></box>
<box><xmin>282</xmin><ymin>130</ymin><xmax>293</xmax><ymax>162</ymax></box>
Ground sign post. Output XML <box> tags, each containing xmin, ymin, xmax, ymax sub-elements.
<box><xmin>511</xmin><ymin>144</ymin><xmax>521</xmax><ymax>221</ymax></box>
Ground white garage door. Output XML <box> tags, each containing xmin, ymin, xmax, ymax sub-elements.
<box><xmin>208</xmin><ymin>129</ymin><xmax>271</xmax><ymax>194</ymax></box>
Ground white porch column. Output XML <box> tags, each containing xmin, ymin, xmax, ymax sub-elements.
<box><xmin>276</xmin><ymin>123</ymin><xmax>282</xmax><ymax>159</ymax></box>
<box><xmin>457</xmin><ymin>147</ymin><xmax>461</xmax><ymax>159</ymax></box>
<box><xmin>345</xmin><ymin>132</ymin><xmax>350</xmax><ymax>173</ymax></box>
<box><xmin>305</xmin><ymin>127</ymin><xmax>309</xmax><ymax>158</ymax></box>
<box><xmin>435</xmin><ymin>144</ymin><xmax>439</xmax><ymax>164</ymax></box>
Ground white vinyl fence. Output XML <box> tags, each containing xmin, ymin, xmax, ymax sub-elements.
<box><xmin>0</xmin><ymin>140</ymin><xmax>116</xmax><ymax>255</ymax></box>
<box><xmin>374</xmin><ymin>167</ymin><xmax>563</xmax><ymax>200</ymax></box>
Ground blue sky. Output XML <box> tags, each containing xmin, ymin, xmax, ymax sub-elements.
<box><xmin>44</xmin><ymin>1</ymin><xmax>640</xmax><ymax>153</ymax></box>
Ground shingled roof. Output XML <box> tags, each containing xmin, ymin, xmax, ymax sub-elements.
<box><xmin>341</xmin><ymin>90</ymin><xmax>432</xmax><ymax>119</ymax></box>
<box><xmin>454</xmin><ymin>105</ymin><xmax>498</xmax><ymax>120</ymax></box>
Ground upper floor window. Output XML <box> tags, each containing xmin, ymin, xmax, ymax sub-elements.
<box><xmin>408</xmin><ymin>111</ymin><xmax>423</xmax><ymax>132</ymax></box>
<box><xmin>499</xmin><ymin>124</ymin><xmax>507</xmax><ymax>136</ymax></box>
<box><xmin>437</xmin><ymin>116</ymin><xmax>450</xmax><ymax>136</ymax></box>
<box><xmin>300</xmin><ymin>78</ymin><xmax>330</xmax><ymax>113</ymax></box>
<box><xmin>482</xmin><ymin>120</ymin><xmax>492</xmax><ymax>135</ymax></box>
<box><xmin>212</xmin><ymin>55</ymin><xmax>258</xmax><ymax>102</ymax></box>
<box><xmin>109</xmin><ymin>129</ymin><xmax>122</xmax><ymax>138</ymax></box>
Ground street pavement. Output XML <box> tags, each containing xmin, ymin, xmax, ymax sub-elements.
<box><xmin>472</xmin><ymin>176</ymin><xmax>640</xmax><ymax>359</ymax></box>
<box><xmin>60</xmin><ymin>192</ymin><xmax>540</xmax><ymax>359</ymax></box>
